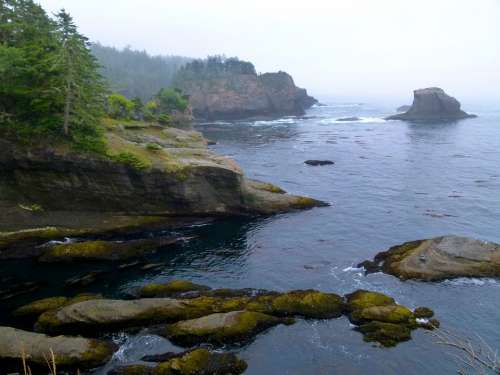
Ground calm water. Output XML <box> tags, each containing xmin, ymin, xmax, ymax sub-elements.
<box><xmin>4</xmin><ymin>103</ymin><xmax>500</xmax><ymax>374</ymax></box>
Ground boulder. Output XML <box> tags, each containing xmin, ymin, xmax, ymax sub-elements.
<box><xmin>0</xmin><ymin>326</ymin><xmax>115</xmax><ymax>370</ymax></box>
<box><xmin>386</xmin><ymin>88</ymin><xmax>476</xmax><ymax>121</ymax></box>
<box><xmin>160</xmin><ymin>310</ymin><xmax>294</xmax><ymax>346</ymax></box>
<box><xmin>138</xmin><ymin>280</ymin><xmax>211</xmax><ymax>298</ymax></box>
<box><xmin>359</xmin><ymin>235</ymin><xmax>500</xmax><ymax>281</ymax></box>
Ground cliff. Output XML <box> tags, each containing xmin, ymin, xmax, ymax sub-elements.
<box><xmin>173</xmin><ymin>57</ymin><xmax>317</xmax><ymax>120</ymax></box>
<box><xmin>387</xmin><ymin>87</ymin><xmax>476</xmax><ymax>121</ymax></box>
<box><xmin>0</xmin><ymin>121</ymin><xmax>325</xmax><ymax>237</ymax></box>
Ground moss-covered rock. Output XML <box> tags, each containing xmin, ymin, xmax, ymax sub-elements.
<box><xmin>138</xmin><ymin>280</ymin><xmax>211</xmax><ymax>298</ymax></box>
<box><xmin>359</xmin><ymin>236</ymin><xmax>500</xmax><ymax>281</ymax></box>
<box><xmin>350</xmin><ymin>305</ymin><xmax>413</xmax><ymax>325</ymax></box>
<box><xmin>357</xmin><ymin>321</ymin><xmax>412</xmax><ymax>347</ymax></box>
<box><xmin>413</xmin><ymin>307</ymin><xmax>434</xmax><ymax>319</ymax></box>
<box><xmin>39</xmin><ymin>236</ymin><xmax>182</xmax><ymax>262</ymax></box>
<box><xmin>154</xmin><ymin>349</ymin><xmax>247</xmax><ymax>375</ymax></box>
<box><xmin>161</xmin><ymin>310</ymin><xmax>294</xmax><ymax>346</ymax></box>
<box><xmin>13</xmin><ymin>293</ymin><xmax>102</xmax><ymax>319</ymax></box>
<box><xmin>0</xmin><ymin>326</ymin><xmax>116</xmax><ymax>370</ymax></box>
<box><xmin>246</xmin><ymin>290</ymin><xmax>344</xmax><ymax>319</ymax></box>
<box><xmin>345</xmin><ymin>290</ymin><xmax>395</xmax><ymax>312</ymax></box>
<box><xmin>108</xmin><ymin>364</ymin><xmax>153</xmax><ymax>375</ymax></box>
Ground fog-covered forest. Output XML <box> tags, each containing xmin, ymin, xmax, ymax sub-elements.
<box><xmin>91</xmin><ymin>43</ymin><xmax>192</xmax><ymax>101</ymax></box>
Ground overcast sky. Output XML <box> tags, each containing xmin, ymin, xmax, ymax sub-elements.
<box><xmin>37</xmin><ymin>0</ymin><xmax>500</xmax><ymax>104</ymax></box>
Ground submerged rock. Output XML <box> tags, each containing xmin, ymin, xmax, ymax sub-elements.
<box><xmin>386</xmin><ymin>87</ymin><xmax>476</xmax><ymax>121</ymax></box>
<box><xmin>39</xmin><ymin>236</ymin><xmax>184</xmax><ymax>262</ymax></box>
<box><xmin>0</xmin><ymin>326</ymin><xmax>115</xmax><ymax>370</ymax></box>
<box><xmin>359</xmin><ymin>235</ymin><xmax>500</xmax><ymax>281</ymax></box>
<box><xmin>160</xmin><ymin>310</ymin><xmax>294</xmax><ymax>346</ymax></box>
<box><xmin>304</xmin><ymin>160</ymin><xmax>335</xmax><ymax>166</ymax></box>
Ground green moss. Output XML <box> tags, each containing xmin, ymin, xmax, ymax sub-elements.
<box><xmin>165</xmin><ymin>311</ymin><xmax>294</xmax><ymax>346</ymax></box>
<box><xmin>79</xmin><ymin>339</ymin><xmax>117</xmax><ymax>368</ymax></box>
<box><xmin>146</xmin><ymin>142</ymin><xmax>163</xmax><ymax>151</ymax></box>
<box><xmin>351</xmin><ymin>305</ymin><xmax>413</xmax><ymax>325</ymax></box>
<box><xmin>414</xmin><ymin>306</ymin><xmax>434</xmax><ymax>318</ymax></box>
<box><xmin>154</xmin><ymin>349</ymin><xmax>247</xmax><ymax>375</ymax></box>
<box><xmin>111</xmin><ymin>151</ymin><xmax>150</xmax><ymax>170</ymax></box>
<box><xmin>247</xmin><ymin>290</ymin><xmax>343</xmax><ymax>319</ymax></box>
<box><xmin>46</xmin><ymin>240</ymin><xmax>113</xmax><ymax>259</ymax></box>
<box><xmin>139</xmin><ymin>280</ymin><xmax>211</xmax><ymax>298</ymax></box>
<box><xmin>357</xmin><ymin>321</ymin><xmax>412</xmax><ymax>347</ymax></box>
<box><xmin>0</xmin><ymin>227</ymin><xmax>86</xmax><ymax>250</ymax></box>
<box><xmin>291</xmin><ymin>197</ymin><xmax>319</xmax><ymax>209</ymax></box>
<box><xmin>111</xmin><ymin>365</ymin><xmax>153</xmax><ymax>375</ymax></box>
<box><xmin>13</xmin><ymin>296</ymin><xmax>68</xmax><ymax>317</ymax></box>
<box><xmin>345</xmin><ymin>290</ymin><xmax>395</xmax><ymax>312</ymax></box>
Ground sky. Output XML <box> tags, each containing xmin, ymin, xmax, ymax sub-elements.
<box><xmin>36</xmin><ymin>0</ymin><xmax>500</xmax><ymax>105</ymax></box>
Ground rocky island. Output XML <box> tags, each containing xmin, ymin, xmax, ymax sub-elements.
<box><xmin>173</xmin><ymin>56</ymin><xmax>317</xmax><ymax>120</ymax></box>
<box><xmin>386</xmin><ymin>87</ymin><xmax>476</xmax><ymax>121</ymax></box>
<box><xmin>359</xmin><ymin>235</ymin><xmax>500</xmax><ymax>281</ymax></box>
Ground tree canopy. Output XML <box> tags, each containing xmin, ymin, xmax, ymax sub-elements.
<box><xmin>0</xmin><ymin>0</ymin><xmax>106</xmax><ymax>152</ymax></box>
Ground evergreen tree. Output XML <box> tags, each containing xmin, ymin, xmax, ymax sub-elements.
<box><xmin>53</xmin><ymin>9</ymin><xmax>106</xmax><ymax>137</ymax></box>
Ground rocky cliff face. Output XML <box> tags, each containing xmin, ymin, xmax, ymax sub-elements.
<box><xmin>0</xmin><ymin>123</ymin><xmax>325</xmax><ymax>236</ymax></box>
<box><xmin>173</xmin><ymin>58</ymin><xmax>317</xmax><ymax>120</ymax></box>
<box><xmin>387</xmin><ymin>87</ymin><xmax>476</xmax><ymax>121</ymax></box>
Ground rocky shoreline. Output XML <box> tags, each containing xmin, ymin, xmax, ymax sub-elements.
<box><xmin>0</xmin><ymin>280</ymin><xmax>438</xmax><ymax>373</ymax></box>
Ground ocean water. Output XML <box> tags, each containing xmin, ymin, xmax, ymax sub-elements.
<box><xmin>3</xmin><ymin>103</ymin><xmax>500</xmax><ymax>374</ymax></box>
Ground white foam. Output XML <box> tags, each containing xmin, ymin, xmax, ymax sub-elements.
<box><xmin>343</xmin><ymin>266</ymin><xmax>363</xmax><ymax>272</ymax></box>
<box><xmin>443</xmin><ymin>277</ymin><xmax>498</xmax><ymax>286</ymax></box>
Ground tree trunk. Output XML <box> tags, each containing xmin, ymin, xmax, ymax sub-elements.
<box><xmin>63</xmin><ymin>83</ymin><xmax>71</xmax><ymax>136</ymax></box>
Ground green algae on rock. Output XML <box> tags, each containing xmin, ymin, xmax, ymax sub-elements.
<box><xmin>359</xmin><ymin>236</ymin><xmax>500</xmax><ymax>281</ymax></box>
<box><xmin>0</xmin><ymin>326</ymin><xmax>116</xmax><ymax>370</ymax></box>
<box><xmin>154</xmin><ymin>349</ymin><xmax>247</xmax><ymax>375</ymax></box>
<box><xmin>39</xmin><ymin>236</ymin><xmax>183</xmax><ymax>262</ymax></box>
<box><xmin>138</xmin><ymin>280</ymin><xmax>211</xmax><ymax>298</ymax></box>
<box><xmin>161</xmin><ymin>310</ymin><xmax>294</xmax><ymax>346</ymax></box>
<box><xmin>345</xmin><ymin>290</ymin><xmax>438</xmax><ymax>347</ymax></box>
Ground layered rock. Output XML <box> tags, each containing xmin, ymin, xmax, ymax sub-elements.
<box><xmin>0</xmin><ymin>123</ymin><xmax>325</xmax><ymax>256</ymax></box>
<box><xmin>0</xmin><ymin>326</ymin><xmax>115</xmax><ymax>370</ymax></box>
<box><xmin>359</xmin><ymin>236</ymin><xmax>500</xmax><ymax>281</ymax></box>
<box><xmin>173</xmin><ymin>58</ymin><xmax>317</xmax><ymax>120</ymax></box>
<box><xmin>386</xmin><ymin>87</ymin><xmax>476</xmax><ymax>121</ymax></box>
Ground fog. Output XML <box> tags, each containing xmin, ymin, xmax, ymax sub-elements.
<box><xmin>37</xmin><ymin>0</ymin><xmax>500</xmax><ymax>104</ymax></box>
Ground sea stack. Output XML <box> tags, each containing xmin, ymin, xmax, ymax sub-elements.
<box><xmin>387</xmin><ymin>87</ymin><xmax>476</xmax><ymax>121</ymax></box>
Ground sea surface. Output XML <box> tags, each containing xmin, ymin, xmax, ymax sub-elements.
<box><xmin>4</xmin><ymin>102</ymin><xmax>500</xmax><ymax>374</ymax></box>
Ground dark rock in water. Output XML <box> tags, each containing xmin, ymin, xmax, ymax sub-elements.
<box><xmin>359</xmin><ymin>235</ymin><xmax>500</xmax><ymax>281</ymax></box>
<box><xmin>64</xmin><ymin>271</ymin><xmax>107</xmax><ymax>288</ymax></box>
<box><xmin>337</xmin><ymin>117</ymin><xmax>361</xmax><ymax>122</ymax></box>
<box><xmin>305</xmin><ymin>160</ymin><xmax>335</xmax><ymax>166</ymax></box>
<box><xmin>141</xmin><ymin>349</ymin><xmax>197</xmax><ymax>363</ymax></box>
<box><xmin>0</xmin><ymin>281</ymin><xmax>41</xmax><ymax>301</ymax></box>
<box><xmin>396</xmin><ymin>105</ymin><xmax>411</xmax><ymax>112</ymax></box>
<box><xmin>111</xmin><ymin>349</ymin><xmax>247</xmax><ymax>375</ymax></box>
<box><xmin>207</xmin><ymin>140</ymin><xmax>217</xmax><ymax>145</ymax></box>
<box><xmin>386</xmin><ymin>88</ymin><xmax>476</xmax><ymax>121</ymax></box>
<box><xmin>137</xmin><ymin>279</ymin><xmax>212</xmax><ymax>298</ymax></box>
<box><xmin>173</xmin><ymin>58</ymin><xmax>317</xmax><ymax>120</ymax></box>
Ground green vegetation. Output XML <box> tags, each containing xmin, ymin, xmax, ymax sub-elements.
<box><xmin>0</xmin><ymin>1</ymin><xmax>107</xmax><ymax>151</ymax></box>
<box><xmin>107</xmin><ymin>93</ymin><xmax>135</xmax><ymax>119</ymax></box>
<box><xmin>91</xmin><ymin>43</ymin><xmax>191</xmax><ymax>102</ymax></box>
